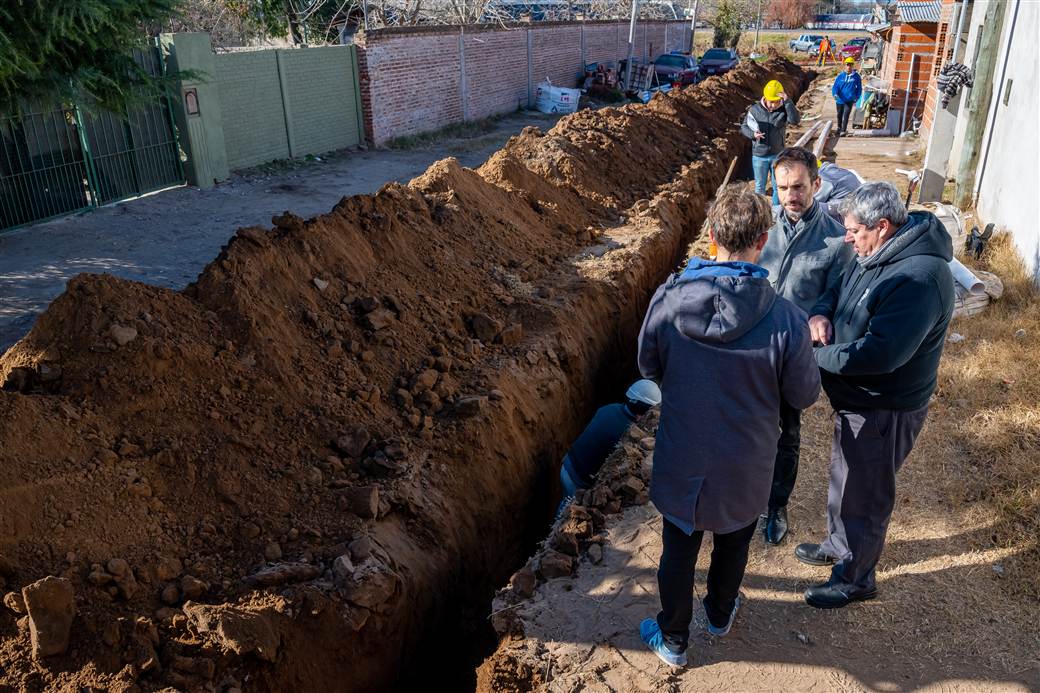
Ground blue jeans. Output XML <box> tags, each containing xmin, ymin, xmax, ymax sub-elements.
<box><xmin>752</xmin><ymin>154</ymin><xmax>780</xmax><ymax>205</ymax></box>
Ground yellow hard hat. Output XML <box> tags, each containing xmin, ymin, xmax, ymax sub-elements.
<box><xmin>763</xmin><ymin>79</ymin><xmax>784</xmax><ymax>100</ymax></box>
<box><xmin>844</xmin><ymin>56</ymin><xmax>855</xmax><ymax>64</ymax></box>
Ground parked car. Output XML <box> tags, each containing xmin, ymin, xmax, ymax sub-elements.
<box><xmin>840</xmin><ymin>37</ymin><xmax>870</xmax><ymax>60</ymax></box>
<box><xmin>699</xmin><ymin>48</ymin><xmax>739</xmax><ymax>76</ymax></box>
<box><xmin>652</xmin><ymin>53</ymin><xmax>700</xmax><ymax>86</ymax></box>
<box><xmin>789</xmin><ymin>34</ymin><xmax>824</xmax><ymax>53</ymax></box>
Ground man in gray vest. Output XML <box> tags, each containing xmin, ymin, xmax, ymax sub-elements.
<box><xmin>757</xmin><ymin>147</ymin><xmax>853</xmax><ymax>545</ymax></box>
<box><xmin>798</xmin><ymin>182</ymin><xmax>954</xmax><ymax>608</ymax></box>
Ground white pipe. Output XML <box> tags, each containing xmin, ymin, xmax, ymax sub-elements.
<box><xmin>624</xmin><ymin>0</ymin><xmax>640</xmax><ymax>89</ymax></box>
<box><xmin>951</xmin><ymin>0</ymin><xmax>969</xmax><ymax>64</ymax></box>
<box><xmin>813</xmin><ymin>120</ymin><xmax>833</xmax><ymax>159</ymax></box>
<box><xmin>949</xmin><ymin>257</ymin><xmax>986</xmax><ymax>295</ymax></box>
<box><xmin>900</xmin><ymin>53</ymin><xmax>921</xmax><ymax>135</ymax></box>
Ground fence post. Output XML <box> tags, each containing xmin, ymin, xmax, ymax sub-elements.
<box><xmin>459</xmin><ymin>27</ymin><xmax>469</xmax><ymax>121</ymax></box>
<box><xmin>275</xmin><ymin>49</ymin><xmax>297</xmax><ymax>158</ymax></box>
<box><xmin>527</xmin><ymin>29</ymin><xmax>534</xmax><ymax>108</ymax></box>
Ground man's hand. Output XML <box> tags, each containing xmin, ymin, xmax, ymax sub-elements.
<box><xmin>809</xmin><ymin>315</ymin><xmax>833</xmax><ymax>345</ymax></box>
<box><xmin>754</xmin><ymin>130</ymin><xmax>765</xmax><ymax>140</ymax></box>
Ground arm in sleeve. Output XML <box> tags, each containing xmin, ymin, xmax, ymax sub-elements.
<box><xmin>814</xmin><ymin>275</ymin><xmax>942</xmax><ymax>375</ymax></box>
<box><xmin>739</xmin><ymin>109</ymin><xmax>755</xmax><ymax>141</ymax></box>
<box><xmin>637</xmin><ymin>283</ymin><xmax>668</xmax><ymax>382</ymax></box>
<box><xmin>832</xmin><ymin>75</ymin><xmax>842</xmax><ymax>100</ymax></box>
<box><xmin>852</xmin><ymin>74</ymin><xmax>863</xmax><ymax>102</ymax></box>
<box><xmin>785</xmin><ymin>98</ymin><xmax>801</xmax><ymax>125</ymax></box>
<box><xmin>810</xmin><ymin>247</ymin><xmax>852</xmax><ymax>318</ymax></box>
<box><xmin>780</xmin><ymin>317</ymin><xmax>822</xmax><ymax>410</ymax></box>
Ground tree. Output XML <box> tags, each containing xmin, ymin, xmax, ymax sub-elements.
<box><xmin>712</xmin><ymin>0</ymin><xmax>744</xmax><ymax>47</ymax></box>
<box><xmin>765</xmin><ymin>0</ymin><xmax>815</xmax><ymax>28</ymax></box>
<box><xmin>0</xmin><ymin>0</ymin><xmax>184</xmax><ymax>113</ymax></box>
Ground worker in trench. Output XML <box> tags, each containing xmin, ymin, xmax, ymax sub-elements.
<box><xmin>757</xmin><ymin>147</ymin><xmax>852</xmax><ymax>546</ymax></box>
<box><xmin>557</xmin><ymin>379</ymin><xmax>662</xmax><ymax>517</ymax></box>
<box><xmin>740</xmin><ymin>80</ymin><xmax>800</xmax><ymax>206</ymax></box>
<box><xmin>797</xmin><ymin>182</ymin><xmax>954</xmax><ymax>608</ymax></box>
<box><xmin>636</xmin><ymin>184</ymin><xmax>821</xmax><ymax>667</ymax></box>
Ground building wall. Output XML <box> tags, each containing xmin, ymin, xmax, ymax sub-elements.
<box><xmin>884</xmin><ymin>22</ymin><xmax>938</xmax><ymax>128</ymax></box>
<box><xmin>215</xmin><ymin>45</ymin><xmax>363</xmax><ymax>170</ymax></box>
<box><xmin>972</xmin><ymin>0</ymin><xmax>1040</xmax><ymax>279</ymax></box>
<box><xmin>919</xmin><ymin>0</ymin><xmax>957</xmax><ymax>139</ymax></box>
<box><xmin>356</xmin><ymin>21</ymin><xmax>690</xmax><ymax>145</ymax></box>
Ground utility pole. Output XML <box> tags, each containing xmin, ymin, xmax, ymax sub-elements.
<box><xmin>753</xmin><ymin>0</ymin><xmax>763</xmax><ymax>55</ymax></box>
<box><xmin>954</xmin><ymin>0</ymin><xmax>1007</xmax><ymax>208</ymax></box>
<box><xmin>688</xmin><ymin>0</ymin><xmax>699</xmax><ymax>54</ymax></box>
<box><xmin>624</xmin><ymin>0</ymin><xmax>641</xmax><ymax>90</ymax></box>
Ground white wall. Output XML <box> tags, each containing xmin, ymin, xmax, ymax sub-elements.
<box><xmin>972</xmin><ymin>0</ymin><xmax>1040</xmax><ymax>280</ymax></box>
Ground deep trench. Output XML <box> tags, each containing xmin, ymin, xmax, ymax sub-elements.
<box><xmin>400</xmin><ymin>156</ymin><xmax>756</xmax><ymax>692</ymax></box>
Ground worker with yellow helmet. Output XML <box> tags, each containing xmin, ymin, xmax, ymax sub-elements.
<box><xmin>740</xmin><ymin>79</ymin><xmax>801</xmax><ymax>204</ymax></box>
<box><xmin>833</xmin><ymin>57</ymin><xmax>862</xmax><ymax>136</ymax></box>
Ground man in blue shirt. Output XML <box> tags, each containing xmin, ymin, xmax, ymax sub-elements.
<box><xmin>833</xmin><ymin>58</ymin><xmax>862</xmax><ymax>137</ymax></box>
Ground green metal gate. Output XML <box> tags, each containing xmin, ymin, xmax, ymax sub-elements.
<box><xmin>0</xmin><ymin>42</ymin><xmax>184</xmax><ymax>232</ymax></box>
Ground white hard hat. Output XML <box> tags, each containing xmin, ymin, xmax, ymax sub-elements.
<box><xmin>626</xmin><ymin>379</ymin><xmax>662</xmax><ymax>407</ymax></box>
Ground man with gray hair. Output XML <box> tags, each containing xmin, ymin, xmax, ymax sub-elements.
<box><xmin>796</xmin><ymin>181</ymin><xmax>955</xmax><ymax>609</ymax></box>
<box><xmin>757</xmin><ymin>147</ymin><xmax>852</xmax><ymax>546</ymax></box>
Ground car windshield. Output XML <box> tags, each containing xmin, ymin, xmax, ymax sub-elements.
<box><xmin>849</xmin><ymin>38</ymin><xmax>868</xmax><ymax>45</ymax></box>
<box><xmin>809</xmin><ymin>35</ymin><xmax>823</xmax><ymax>41</ymax></box>
<box><xmin>656</xmin><ymin>55</ymin><xmax>686</xmax><ymax>67</ymax></box>
<box><xmin>703</xmin><ymin>49</ymin><xmax>731</xmax><ymax>60</ymax></box>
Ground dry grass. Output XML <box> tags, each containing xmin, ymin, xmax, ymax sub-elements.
<box><xmin>927</xmin><ymin>233</ymin><xmax>1040</xmax><ymax>598</ymax></box>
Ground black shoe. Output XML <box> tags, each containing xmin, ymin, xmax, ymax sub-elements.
<box><xmin>805</xmin><ymin>581</ymin><xmax>877</xmax><ymax>609</ymax></box>
<box><xmin>794</xmin><ymin>543</ymin><xmax>836</xmax><ymax>566</ymax></box>
<box><xmin>763</xmin><ymin>507</ymin><xmax>788</xmax><ymax>545</ymax></box>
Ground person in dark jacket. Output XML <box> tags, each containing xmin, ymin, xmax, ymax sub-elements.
<box><xmin>796</xmin><ymin>182</ymin><xmax>955</xmax><ymax>609</ymax></box>
<box><xmin>833</xmin><ymin>58</ymin><xmax>862</xmax><ymax>136</ymax></box>
<box><xmin>757</xmin><ymin>147</ymin><xmax>853</xmax><ymax>545</ymax></box>
<box><xmin>741</xmin><ymin>79</ymin><xmax>801</xmax><ymax>205</ymax></box>
<box><xmin>558</xmin><ymin>379</ymin><xmax>661</xmax><ymax>513</ymax></box>
<box><xmin>637</xmin><ymin>184</ymin><xmax>820</xmax><ymax>667</ymax></box>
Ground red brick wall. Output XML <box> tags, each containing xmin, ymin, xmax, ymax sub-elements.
<box><xmin>356</xmin><ymin>21</ymin><xmax>689</xmax><ymax>145</ymax></box>
<box><xmin>464</xmin><ymin>29</ymin><xmax>528</xmax><ymax>121</ymax></box>
<box><xmin>880</xmin><ymin>22</ymin><xmax>938</xmax><ymax>130</ymax></box>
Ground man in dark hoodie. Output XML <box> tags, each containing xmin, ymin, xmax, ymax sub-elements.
<box><xmin>797</xmin><ymin>181</ymin><xmax>954</xmax><ymax>609</ymax></box>
<box><xmin>636</xmin><ymin>185</ymin><xmax>820</xmax><ymax>667</ymax></box>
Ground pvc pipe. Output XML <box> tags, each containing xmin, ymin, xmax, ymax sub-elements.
<box><xmin>949</xmin><ymin>257</ymin><xmax>986</xmax><ymax>295</ymax></box>
<box><xmin>951</xmin><ymin>0</ymin><xmax>968</xmax><ymax>64</ymax></box>
<box><xmin>900</xmin><ymin>53</ymin><xmax>917</xmax><ymax>135</ymax></box>
<box><xmin>813</xmin><ymin>120</ymin><xmax>833</xmax><ymax>158</ymax></box>
<box><xmin>793</xmin><ymin>121</ymin><xmax>823</xmax><ymax>148</ymax></box>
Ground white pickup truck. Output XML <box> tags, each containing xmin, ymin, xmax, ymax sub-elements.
<box><xmin>789</xmin><ymin>34</ymin><xmax>824</xmax><ymax>53</ymax></box>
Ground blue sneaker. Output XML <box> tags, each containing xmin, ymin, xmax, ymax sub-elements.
<box><xmin>704</xmin><ymin>595</ymin><xmax>742</xmax><ymax>636</ymax></box>
<box><xmin>639</xmin><ymin>618</ymin><xmax>687</xmax><ymax>667</ymax></box>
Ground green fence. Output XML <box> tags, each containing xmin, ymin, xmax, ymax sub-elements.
<box><xmin>0</xmin><ymin>42</ymin><xmax>184</xmax><ymax>232</ymax></box>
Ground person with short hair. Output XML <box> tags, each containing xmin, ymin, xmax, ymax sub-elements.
<box><xmin>797</xmin><ymin>181</ymin><xmax>955</xmax><ymax>609</ymax></box>
<box><xmin>637</xmin><ymin>184</ymin><xmax>820</xmax><ymax>667</ymax></box>
<box><xmin>756</xmin><ymin>147</ymin><xmax>852</xmax><ymax>546</ymax></box>
<box><xmin>816</xmin><ymin>158</ymin><xmax>865</xmax><ymax>221</ymax></box>
<box><xmin>833</xmin><ymin>57</ymin><xmax>862</xmax><ymax>136</ymax></box>
<box><xmin>741</xmin><ymin>80</ymin><xmax>801</xmax><ymax>205</ymax></box>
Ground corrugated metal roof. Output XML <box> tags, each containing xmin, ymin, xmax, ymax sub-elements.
<box><xmin>897</xmin><ymin>1</ymin><xmax>941</xmax><ymax>24</ymax></box>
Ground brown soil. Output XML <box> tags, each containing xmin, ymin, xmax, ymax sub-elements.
<box><xmin>0</xmin><ymin>59</ymin><xmax>812</xmax><ymax>692</ymax></box>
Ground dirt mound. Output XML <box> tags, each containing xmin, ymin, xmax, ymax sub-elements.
<box><xmin>0</xmin><ymin>58</ymin><xmax>810</xmax><ymax>692</ymax></box>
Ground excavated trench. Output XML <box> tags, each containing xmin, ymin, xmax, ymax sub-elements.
<box><xmin>0</xmin><ymin>59</ymin><xmax>810</xmax><ymax>693</ymax></box>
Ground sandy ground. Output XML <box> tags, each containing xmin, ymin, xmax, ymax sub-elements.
<box><xmin>0</xmin><ymin>110</ymin><xmax>563</xmax><ymax>354</ymax></box>
<box><xmin>479</xmin><ymin>78</ymin><xmax>1040</xmax><ymax>692</ymax></box>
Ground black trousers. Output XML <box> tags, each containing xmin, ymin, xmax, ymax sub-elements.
<box><xmin>656</xmin><ymin>517</ymin><xmax>757</xmax><ymax>652</ymax></box>
<box><xmin>836</xmin><ymin>102</ymin><xmax>853</xmax><ymax>133</ymax></box>
<box><xmin>820</xmin><ymin>406</ymin><xmax>929</xmax><ymax>593</ymax></box>
<box><xmin>769</xmin><ymin>401</ymin><xmax>802</xmax><ymax>509</ymax></box>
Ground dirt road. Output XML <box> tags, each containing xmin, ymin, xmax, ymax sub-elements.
<box><xmin>0</xmin><ymin>111</ymin><xmax>563</xmax><ymax>354</ymax></box>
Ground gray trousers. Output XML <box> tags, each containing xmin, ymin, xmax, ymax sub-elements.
<box><xmin>819</xmin><ymin>405</ymin><xmax>929</xmax><ymax>594</ymax></box>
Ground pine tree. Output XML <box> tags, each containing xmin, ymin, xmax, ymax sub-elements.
<box><xmin>0</xmin><ymin>0</ymin><xmax>183</xmax><ymax>112</ymax></box>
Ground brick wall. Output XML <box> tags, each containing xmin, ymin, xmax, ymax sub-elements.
<box><xmin>356</xmin><ymin>21</ymin><xmax>689</xmax><ymax>145</ymax></box>
<box><xmin>920</xmin><ymin>0</ymin><xmax>956</xmax><ymax>138</ymax></box>
<box><xmin>216</xmin><ymin>51</ymin><xmax>290</xmax><ymax>169</ymax></box>
<box><xmin>880</xmin><ymin>21</ymin><xmax>938</xmax><ymax>129</ymax></box>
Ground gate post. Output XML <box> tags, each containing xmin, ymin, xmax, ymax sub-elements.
<box><xmin>160</xmin><ymin>32</ymin><xmax>230</xmax><ymax>189</ymax></box>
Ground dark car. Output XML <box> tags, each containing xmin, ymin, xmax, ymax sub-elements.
<box><xmin>840</xmin><ymin>37</ymin><xmax>870</xmax><ymax>60</ymax></box>
<box><xmin>653</xmin><ymin>53</ymin><xmax>700</xmax><ymax>86</ymax></box>
<box><xmin>699</xmin><ymin>48</ymin><xmax>739</xmax><ymax>76</ymax></box>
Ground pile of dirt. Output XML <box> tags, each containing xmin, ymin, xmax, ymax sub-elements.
<box><xmin>0</xmin><ymin>58</ymin><xmax>810</xmax><ymax>692</ymax></box>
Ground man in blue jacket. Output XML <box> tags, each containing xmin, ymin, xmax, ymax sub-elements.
<box><xmin>558</xmin><ymin>379</ymin><xmax>661</xmax><ymax>513</ymax></box>
<box><xmin>636</xmin><ymin>185</ymin><xmax>820</xmax><ymax>667</ymax></box>
<box><xmin>833</xmin><ymin>57</ymin><xmax>862</xmax><ymax>136</ymax></box>
<box><xmin>797</xmin><ymin>182</ymin><xmax>954</xmax><ymax>608</ymax></box>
